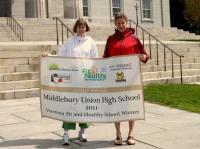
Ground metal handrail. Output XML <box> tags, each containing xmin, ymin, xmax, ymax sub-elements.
<box><xmin>129</xmin><ymin>19</ymin><xmax>184</xmax><ymax>84</ymax></box>
<box><xmin>53</xmin><ymin>17</ymin><xmax>74</xmax><ymax>45</ymax></box>
<box><xmin>7</xmin><ymin>16</ymin><xmax>23</xmax><ymax>41</ymax></box>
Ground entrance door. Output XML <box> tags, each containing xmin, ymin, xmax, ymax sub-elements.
<box><xmin>0</xmin><ymin>0</ymin><xmax>11</xmax><ymax>17</ymax></box>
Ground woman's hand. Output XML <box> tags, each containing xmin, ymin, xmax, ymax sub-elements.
<box><xmin>139</xmin><ymin>54</ymin><xmax>149</xmax><ymax>63</ymax></box>
<box><xmin>42</xmin><ymin>52</ymin><xmax>49</xmax><ymax>57</ymax></box>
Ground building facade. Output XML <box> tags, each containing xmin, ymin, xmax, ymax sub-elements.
<box><xmin>0</xmin><ymin>0</ymin><xmax>171</xmax><ymax>27</ymax></box>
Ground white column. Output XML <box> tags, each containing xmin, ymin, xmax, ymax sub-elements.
<box><xmin>75</xmin><ymin>0</ymin><xmax>83</xmax><ymax>18</ymax></box>
<box><xmin>79</xmin><ymin>0</ymin><xmax>83</xmax><ymax>18</ymax></box>
<box><xmin>40</xmin><ymin>0</ymin><xmax>47</xmax><ymax>18</ymax></box>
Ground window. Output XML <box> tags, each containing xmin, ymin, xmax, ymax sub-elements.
<box><xmin>142</xmin><ymin>0</ymin><xmax>152</xmax><ymax>19</ymax></box>
<box><xmin>82</xmin><ymin>0</ymin><xmax>88</xmax><ymax>17</ymax></box>
<box><xmin>112</xmin><ymin>0</ymin><xmax>121</xmax><ymax>17</ymax></box>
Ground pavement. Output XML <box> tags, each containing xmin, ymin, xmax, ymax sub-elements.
<box><xmin>0</xmin><ymin>98</ymin><xmax>200</xmax><ymax>149</ymax></box>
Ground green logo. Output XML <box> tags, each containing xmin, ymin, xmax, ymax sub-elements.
<box><xmin>82</xmin><ymin>66</ymin><xmax>106</xmax><ymax>81</ymax></box>
<box><xmin>48</xmin><ymin>64</ymin><xmax>60</xmax><ymax>70</ymax></box>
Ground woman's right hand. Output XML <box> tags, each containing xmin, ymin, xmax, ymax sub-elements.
<box><xmin>42</xmin><ymin>52</ymin><xmax>49</xmax><ymax>57</ymax></box>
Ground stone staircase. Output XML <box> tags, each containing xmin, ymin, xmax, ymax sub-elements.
<box><xmin>0</xmin><ymin>18</ymin><xmax>18</xmax><ymax>41</ymax></box>
<box><xmin>136</xmin><ymin>27</ymin><xmax>200</xmax><ymax>41</ymax></box>
<box><xmin>0</xmin><ymin>44</ymin><xmax>57</xmax><ymax>100</ymax></box>
<box><xmin>142</xmin><ymin>42</ymin><xmax>200</xmax><ymax>85</ymax></box>
<box><xmin>0</xmin><ymin>41</ymin><xmax>200</xmax><ymax>100</ymax></box>
<box><xmin>0</xmin><ymin>18</ymin><xmax>200</xmax><ymax>100</ymax></box>
<box><xmin>7</xmin><ymin>18</ymin><xmax>200</xmax><ymax>41</ymax></box>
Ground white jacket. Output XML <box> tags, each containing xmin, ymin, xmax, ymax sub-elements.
<box><xmin>58</xmin><ymin>35</ymin><xmax>98</xmax><ymax>58</ymax></box>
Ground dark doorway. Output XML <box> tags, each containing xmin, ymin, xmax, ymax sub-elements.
<box><xmin>0</xmin><ymin>0</ymin><xmax>12</xmax><ymax>17</ymax></box>
<box><xmin>169</xmin><ymin>0</ymin><xmax>185</xmax><ymax>29</ymax></box>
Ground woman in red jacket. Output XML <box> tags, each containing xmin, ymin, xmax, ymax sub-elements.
<box><xmin>103</xmin><ymin>13</ymin><xmax>149</xmax><ymax>145</ymax></box>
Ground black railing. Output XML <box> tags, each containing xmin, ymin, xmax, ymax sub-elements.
<box><xmin>53</xmin><ymin>17</ymin><xmax>74</xmax><ymax>45</ymax></box>
<box><xmin>7</xmin><ymin>17</ymin><xmax>23</xmax><ymax>41</ymax></box>
<box><xmin>129</xmin><ymin>19</ymin><xmax>184</xmax><ymax>84</ymax></box>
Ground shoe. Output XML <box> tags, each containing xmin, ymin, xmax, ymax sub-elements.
<box><xmin>78</xmin><ymin>130</ymin><xmax>87</xmax><ymax>142</ymax></box>
<box><xmin>126</xmin><ymin>136</ymin><xmax>135</xmax><ymax>145</ymax></box>
<box><xmin>62</xmin><ymin>132</ymin><xmax>70</xmax><ymax>145</ymax></box>
<box><xmin>114</xmin><ymin>136</ymin><xmax>122</xmax><ymax>145</ymax></box>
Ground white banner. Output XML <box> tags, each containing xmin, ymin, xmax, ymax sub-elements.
<box><xmin>40</xmin><ymin>55</ymin><xmax>145</xmax><ymax>123</ymax></box>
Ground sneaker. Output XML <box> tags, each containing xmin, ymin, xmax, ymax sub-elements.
<box><xmin>62</xmin><ymin>132</ymin><xmax>70</xmax><ymax>145</ymax></box>
<box><xmin>78</xmin><ymin>130</ymin><xmax>87</xmax><ymax>142</ymax></box>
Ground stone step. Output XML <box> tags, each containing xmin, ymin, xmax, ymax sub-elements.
<box><xmin>0</xmin><ymin>72</ymin><xmax>39</xmax><ymax>82</ymax></box>
<box><xmin>0</xmin><ymin>57</ymin><xmax>39</xmax><ymax>66</ymax></box>
<box><xmin>0</xmin><ymin>88</ymin><xmax>39</xmax><ymax>100</ymax></box>
<box><xmin>0</xmin><ymin>51</ymin><xmax>43</xmax><ymax>58</ymax></box>
<box><xmin>1</xmin><ymin>56</ymin><xmax>199</xmax><ymax>67</ymax></box>
<box><xmin>142</xmin><ymin>69</ymin><xmax>200</xmax><ymax>80</ymax></box>
<box><xmin>1</xmin><ymin>62</ymin><xmax>200</xmax><ymax>75</ymax></box>
<box><xmin>143</xmin><ymin>57</ymin><xmax>200</xmax><ymax>66</ymax></box>
<box><xmin>141</xmin><ymin>63</ymin><xmax>200</xmax><ymax>72</ymax></box>
<box><xmin>146</xmin><ymin>51</ymin><xmax>200</xmax><ymax>58</ymax></box>
<box><xmin>0</xmin><ymin>80</ymin><xmax>39</xmax><ymax>91</ymax></box>
<box><xmin>0</xmin><ymin>62</ymin><xmax>199</xmax><ymax>82</ymax></box>
<box><xmin>0</xmin><ymin>45</ymin><xmax>58</xmax><ymax>51</ymax></box>
<box><xmin>3</xmin><ymin>18</ymin><xmax>200</xmax><ymax>41</ymax></box>
<box><xmin>23</xmin><ymin>36</ymin><xmax>56</xmax><ymax>40</ymax></box>
<box><xmin>0</xmin><ymin>58</ymin><xmax>29</xmax><ymax>66</ymax></box>
<box><xmin>1</xmin><ymin>74</ymin><xmax>199</xmax><ymax>100</ymax></box>
<box><xmin>0</xmin><ymin>24</ymin><xmax>18</xmax><ymax>41</ymax></box>
<box><xmin>0</xmin><ymin>64</ymin><xmax>39</xmax><ymax>74</ymax></box>
<box><xmin>143</xmin><ymin>75</ymin><xmax>200</xmax><ymax>85</ymax></box>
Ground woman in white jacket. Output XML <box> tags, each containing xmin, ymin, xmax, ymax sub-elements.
<box><xmin>60</xmin><ymin>19</ymin><xmax>98</xmax><ymax>145</ymax></box>
<box><xmin>44</xmin><ymin>19</ymin><xmax>98</xmax><ymax>145</ymax></box>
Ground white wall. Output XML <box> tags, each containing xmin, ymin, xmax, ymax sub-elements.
<box><xmin>48</xmin><ymin>0</ymin><xmax>64</xmax><ymax>18</ymax></box>
<box><xmin>90</xmin><ymin>0</ymin><xmax>111</xmax><ymax>23</ymax></box>
<box><xmin>12</xmin><ymin>0</ymin><xmax>25</xmax><ymax>18</ymax></box>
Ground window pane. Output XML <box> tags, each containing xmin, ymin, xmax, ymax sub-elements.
<box><xmin>112</xmin><ymin>0</ymin><xmax>120</xmax><ymax>8</ymax></box>
<box><xmin>82</xmin><ymin>0</ymin><xmax>88</xmax><ymax>17</ymax></box>
<box><xmin>83</xmin><ymin>0</ymin><xmax>88</xmax><ymax>7</ymax></box>
<box><xmin>142</xmin><ymin>0</ymin><xmax>151</xmax><ymax>19</ymax></box>
<box><xmin>83</xmin><ymin>7</ymin><xmax>88</xmax><ymax>16</ymax></box>
<box><xmin>143</xmin><ymin>0</ymin><xmax>150</xmax><ymax>9</ymax></box>
<box><xmin>143</xmin><ymin>10</ymin><xmax>150</xmax><ymax>18</ymax></box>
<box><xmin>113</xmin><ymin>8</ymin><xmax>121</xmax><ymax>17</ymax></box>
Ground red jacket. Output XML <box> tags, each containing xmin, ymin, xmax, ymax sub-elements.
<box><xmin>103</xmin><ymin>28</ymin><xmax>148</xmax><ymax>63</ymax></box>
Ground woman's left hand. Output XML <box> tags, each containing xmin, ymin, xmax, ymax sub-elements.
<box><xmin>139</xmin><ymin>54</ymin><xmax>148</xmax><ymax>62</ymax></box>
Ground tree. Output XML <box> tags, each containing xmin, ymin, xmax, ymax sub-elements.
<box><xmin>184</xmin><ymin>0</ymin><xmax>200</xmax><ymax>34</ymax></box>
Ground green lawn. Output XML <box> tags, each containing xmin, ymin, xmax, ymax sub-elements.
<box><xmin>144</xmin><ymin>84</ymin><xmax>200</xmax><ymax>113</ymax></box>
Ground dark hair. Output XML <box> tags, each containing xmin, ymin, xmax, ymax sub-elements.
<box><xmin>114</xmin><ymin>12</ymin><xmax>128</xmax><ymax>23</ymax></box>
<box><xmin>73</xmin><ymin>19</ymin><xmax>90</xmax><ymax>33</ymax></box>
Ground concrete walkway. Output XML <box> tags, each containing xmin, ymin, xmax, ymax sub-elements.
<box><xmin>0</xmin><ymin>98</ymin><xmax>200</xmax><ymax>149</ymax></box>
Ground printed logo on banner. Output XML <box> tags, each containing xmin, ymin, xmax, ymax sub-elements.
<box><xmin>116</xmin><ymin>72</ymin><xmax>126</xmax><ymax>82</ymax></box>
<box><xmin>48</xmin><ymin>63</ymin><xmax>78</xmax><ymax>72</ymax></box>
<box><xmin>109</xmin><ymin>63</ymin><xmax>132</xmax><ymax>71</ymax></box>
<box><xmin>51</xmin><ymin>73</ymin><xmax>72</xmax><ymax>83</ymax></box>
<box><xmin>82</xmin><ymin>66</ymin><xmax>106</xmax><ymax>81</ymax></box>
<box><xmin>48</xmin><ymin>63</ymin><xmax>60</xmax><ymax>70</ymax></box>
